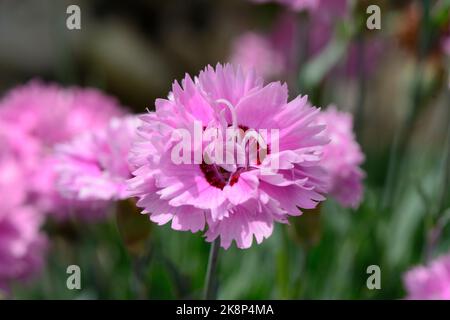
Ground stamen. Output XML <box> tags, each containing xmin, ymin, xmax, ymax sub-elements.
<box><xmin>241</xmin><ymin>130</ymin><xmax>269</xmax><ymax>167</ymax></box>
<box><xmin>215</xmin><ymin>99</ymin><xmax>238</xmax><ymax>129</ymax></box>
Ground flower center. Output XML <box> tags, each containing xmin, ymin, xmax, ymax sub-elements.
<box><xmin>199</xmin><ymin>99</ymin><xmax>270</xmax><ymax>189</ymax></box>
<box><xmin>199</xmin><ymin>124</ymin><xmax>270</xmax><ymax>189</ymax></box>
<box><xmin>199</xmin><ymin>163</ymin><xmax>243</xmax><ymax>190</ymax></box>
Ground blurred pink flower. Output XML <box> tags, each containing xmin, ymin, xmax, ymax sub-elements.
<box><xmin>305</xmin><ymin>0</ymin><xmax>382</xmax><ymax>79</ymax></box>
<box><xmin>0</xmin><ymin>206</ymin><xmax>47</xmax><ymax>293</ymax></box>
<box><xmin>443</xmin><ymin>36</ymin><xmax>450</xmax><ymax>56</ymax></box>
<box><xmin>250</xmin><ymin>0</ymin><xmax>347</xmax><ymax>13</ymax></box>
<box><xmin>230</xmin><ymin>32</ymin><xmax>285</xmax><ymax>79</ymax></box>
<box><xmin>0</xmin><ymin>117</ymin><xmax>46</xmax><ymax>293</ymax></box>
<box><xmin>29</xmin><ymin>155</ymin><xmax>120</xmax><ymax>221</ymax></box>
<box><xmin>314</xmin><ymin>0</ymin><xmax>348</xmax><ymax>18</ymax></box>
<box><xmin>404</xmin><ymin>254</ymin><xmax>450</xmax><ymax>300</ymax></box>
<box><xmin>127</xmin><ymin>64</ymin><xmax>328</xmax><ymax>249</ymax></box>
<box><xmin>230</xmin><ymin>13</ymin><xmax>298</xmax><ymax>79</ymax></box>
<box><xmin>0</xmin><ymin>81</ymin><xmax>128</xmax><ymax>219</ymax></box>
<box><xmin>342</xmin><ymin>40</ymin><xmax>384</xmax><ymax>78</ymax></box>
<box><xmin>55</xmin><ymin>116</ymin><xmax>139</xmax><ymax>204</ymax></box>
<box><xmin>0</xmin><ymin>80</ymin><xmax>126</xmax><ymax>147</ymax></box>
<box><xmin>0</xmin><ymin>121</ymin><xmax>41</xmax><ymax>214</ymax></box>
<box><xmin>244</xmin><ymin>1</ymin><xmax>381</xmax><ymax>79</ymax></box>
<box><xmin>317</xmin><ymin>107</ymin><xmax>364</xmax><ymax>208</ymax></box>
<box><xmin>307</xmin><ymin>0</ymin><xmax>347</xmax><ymax>56</ymax></box>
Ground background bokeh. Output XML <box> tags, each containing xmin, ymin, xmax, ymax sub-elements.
<box><xmin>1</xmin><ymin>0</ymin><xmax>449</xmax><ymax>299</ymax></box>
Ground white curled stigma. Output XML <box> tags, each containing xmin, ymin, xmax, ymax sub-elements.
<box><xmin>215</xmin><ymin>99</ymin><xmax>238</xmax><ymax>129</ymax></box>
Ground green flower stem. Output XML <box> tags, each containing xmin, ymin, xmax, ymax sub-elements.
<box><xmin>203</xmin><ymin>239</ymin><xmax>221</xmax><ymax>300</ymax></box>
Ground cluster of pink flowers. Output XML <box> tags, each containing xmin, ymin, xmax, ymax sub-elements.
<box><xmin>0</xmin><ymin>0</ymin><xmax>444</xmax><ymax>301</ymax></box>
<box><xmin>0</xmin><ymin>67</ymin><xmax>366</xmax><ymax>290</ymax></box>
<box><xmin>126</xmin><ymin>64</ymin><xmax>364</xmax><ymax>249</ymax></box>
<box><xmin>0</xmin><ymin>81</ymin><xmax>127</xmax><ymax>217</ymax></box>
<box><xmin>403</xmin><ymin>254</ymin><xmax>450</xmax><ymax>300</ymax></box>
<box><xmin>0</xmin><ymin>121</ymin><xmax>47</xmax><ymax>292</ymax></box>
<box><xmin>0</xmin><ymin>81</ymin><xmax>125</xmax><ymax>148</ymax></box>
<box><xmin>0</xmin><ymin>65</ymin><xmax>367</xmax><ymax>285</ymax></box>
<box><xmin>0</xmin><ymin>80</ymin><xmax>129</xmax><ymax>291</ymax></box>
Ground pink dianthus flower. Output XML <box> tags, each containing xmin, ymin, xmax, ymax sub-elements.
<box><xmin>404</xmin><ymin>254</ymin><xmax>450</xmax><ymax>300</ymax></box>
<box><xmin>0</xmin><ymin>81</ymin><xmax>126</xmax><ymax>147</ymax></box>
<box><xmin>317</xmin><ymin>107</ymin><xmax>364</xmax><ymax>208</ymax></box>
<box><xmin>55</xmin><ymin>116</ymin><xmax>139</xmax><ymax>217</ymax></box>
<box><xmin>0</xmin><ymin>206</ymin><xmax>47</xmax><ymax>293</ymax></box>
<box><xmin>230</xmin><ymin>13</ymin><xmax>298</xmax><ymax>80</ymax></box>
<box><xmin>0</xmin><ymin>121</ymin><xmax>41</xmax><ymax>214</ymax></box>
<box><xmin>230</xmin><ymin>32</ymin><xmax>285</xmax><ymax>80</ymax></box>
<box><xmin>0</xmin><ymin>120</ymin><xmax>47</xmax><ymax>293</ymax></box>
<box><xmin>127</xmin><ymin>64</ymin><xmax>328</xmax><ymax>249</ymax></box>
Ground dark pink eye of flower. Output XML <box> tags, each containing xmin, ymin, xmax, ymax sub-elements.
<box><xmin>199</xmin><ymin>163</ymin><xmax>231</xmax><ymax>190</ymax></box>
<box><xmin>199</xmin><ymin>123</ymin><xmax>271</xmax><ymax>190</ymax></box>
<box><xmin>127</xmin><ymin>63</ymin><xmax>329</xmax><ymax>249</ymax></box>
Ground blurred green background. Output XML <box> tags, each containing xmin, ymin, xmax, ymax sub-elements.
<box><xmin>1</xmin><ymin>0</ymin><xmax>450</xmax><ymax>299</ymax></box>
